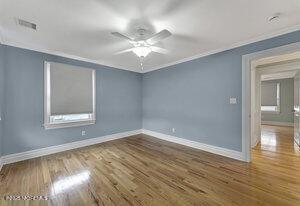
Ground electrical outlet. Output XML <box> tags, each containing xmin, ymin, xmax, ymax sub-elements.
<box><xmin>172</xmin><ymin>128</ymin><xmax>175</xmax><ymax>133</ymax></box>
<box><xmin>82</xmin><ymin>131</ymin><xmax>86</xmax><ymax>136</ymax></box>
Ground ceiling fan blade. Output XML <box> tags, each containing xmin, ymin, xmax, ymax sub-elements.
<box><xmin>146</xmin><ymin>29</ymin><xmax>172</xmax><ymax>45</ymax></box>
<box><xmin>115</xmin><ymin>48</ymin><xmax>133</xmax><ymax>54</ymax></box>
<box><xmin>151</xmin><ymin>46</ymin><xmax>169</xmax><ymax>54</ymax></box>
<box><xmin>111</xmin><ymin>32</ymin><xmax>134</xmax><ymax>42</ymax></box>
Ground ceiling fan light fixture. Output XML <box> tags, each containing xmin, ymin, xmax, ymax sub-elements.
<box><xmin>132</xmin><ymin>46</ymin><xmax>152</xmax><ymax>57</ymax></box>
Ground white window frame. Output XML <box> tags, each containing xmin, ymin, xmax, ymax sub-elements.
<box><xmin>261</xmin><ymin>82</ymin><xmax>280</xmax><ymax>114</ymax></box>
<box><xmin>44</xmin><ymin>61</ymin><xmax>96</xmax><ymax>129</ymax></box>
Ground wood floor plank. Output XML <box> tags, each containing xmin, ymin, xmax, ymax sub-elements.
<box><xmin>1</xmin><ymin>125</ymin><xmax>300</xmax><ymax>205</ymax></box>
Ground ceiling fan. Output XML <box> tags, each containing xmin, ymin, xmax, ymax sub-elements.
<box><xmin>111</xmin><ymin>28</ymin><xmax>172</xmax><ymax>70</ymax></box>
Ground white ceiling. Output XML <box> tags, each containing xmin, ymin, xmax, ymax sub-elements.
<box><xmin>0</xmin><ymin>0</ymin><xmax>300</xmax><ymax>73</ymax></box>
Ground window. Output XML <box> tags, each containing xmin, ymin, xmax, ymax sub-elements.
<box><xmin>44</xmin><ymin>61</ymin><xmax>96</xmax><ymax>129</ymax></box>
<box><xmin>261</xmin><ymin>82</ymin><xmax>280</xmax><ymax>113</ymax></box>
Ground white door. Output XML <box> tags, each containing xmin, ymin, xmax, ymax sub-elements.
<box><xmin>294</xmin><ymin>71</ymin><xmax>300</xmax><ymax>146</ymax></box>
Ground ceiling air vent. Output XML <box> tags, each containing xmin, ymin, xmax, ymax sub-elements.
<box><xmin>18</xmin><ymin>19</ymin><xmax>37</xmax><ymax>30</ymax></box>
<box><xmin>268</xmin><ymin>13</ymin><xmax>281</xmax><ymax>22</ymax></box>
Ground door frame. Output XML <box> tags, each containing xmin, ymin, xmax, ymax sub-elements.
<box><xmin>242</xmin><ymin>42</ymin><xmax>300</xmax><ymax>162</ymax></box>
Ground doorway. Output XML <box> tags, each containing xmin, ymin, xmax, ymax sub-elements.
<box><xmin>254</xmin><ymin>61</ymin><xmax>299</xmax><ymax>159</ymax></box>
<box><xmin>242</xmin><ymin>42</ymin><xmax>300</xmax><ymax>162</ymax></box>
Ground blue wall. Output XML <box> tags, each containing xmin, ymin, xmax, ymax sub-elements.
<box><xmin>1</xmin><ymin>30</ymin><xmax>299</xmax><ymax>156</ymax></box>
<box><xmin>1</xmin><ymin>45</ymin><xmax>142</xmax><ymax>155</ymax></box>
<box><xmin>143</xmin><ymin>30</ymin><xmax>300</xmax><ymax>152</ymax></box>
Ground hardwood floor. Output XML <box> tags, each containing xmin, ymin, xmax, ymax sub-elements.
<box><xmin>1</xmin><ymin>125</ymin><xmax>300</xmax><ymax>206</ymax></box>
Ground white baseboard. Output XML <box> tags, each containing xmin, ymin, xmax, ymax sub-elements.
<box><xmin>1</xmin><ymin>129</ymin><xmax>142</xmax><ymax>165</ymax></box>
<box><xmin>1</xmin><ymin>128</ymin><xmax>247</xmax><ymax>168</ymax></box>
<box><xmin>251</xmin><ymin>137</ymin><xmax>260</xmax><ymax>148</ymax></box>
<box><xmin>0</xmin><ymin>157</ymin><xmax>3</xmax><ymax>172</ymax></box>
<box><xmin>142</xmin><ymin>129</ymin><xmax>246</xmax><ymax>161</ymax></box>
<box><xmin>261</xmin><ymin>121</ymin><xmax>293</xmax><ymax>127</ymax></box>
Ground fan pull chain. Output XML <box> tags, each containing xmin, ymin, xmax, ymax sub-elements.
<box><xmin>139</xmin><ymin>57</ymin><xmax>144</xmax><ymax>71</ymax></box>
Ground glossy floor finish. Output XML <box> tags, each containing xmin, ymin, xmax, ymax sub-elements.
<box><xmin>1</xmin><ymin>125</ymin><xmax>300</xmax><ymax>206</ymax></box>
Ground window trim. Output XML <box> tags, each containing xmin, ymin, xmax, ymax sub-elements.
<box><xmin>261</xmin><ymin>82</ymin><xmax>280</xmax><ymax>114</ymax></box>
<box><xmin>261</xmin><ymin>106</ymin><xmax>280</xmax><ymax>114</ymax></box>
<box><xmin>43</xmin><ymin>61</ymin><xmax>96</xmax><ymax>129</ymax></box>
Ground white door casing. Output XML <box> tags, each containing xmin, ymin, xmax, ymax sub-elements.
<box><xmin>242</xmin><ymin>42</ymin><xmax>300</xmax><ymax>162</ymax></box>
<box><xmin>294</xmin><ymin>71</ymin><xmax>300</xmax><ymax>146</ymax></box>
<box><xmin>251</xmin><ymin>67</ymin><xmax>261</xmax><ymax>148</ymax></box>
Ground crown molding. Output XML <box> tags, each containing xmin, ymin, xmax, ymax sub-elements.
<box><xmin>142</xmin><ymin>24</ymin><xmax>300</xmax><ymax>73</ymax></box>
<box><xmin>1</xmin><ymin>24</ymin><xmax>299</xmax><ymax>74</ymax></box>
<box><xmin>1</xmin><ymin>40</ymin><xmax>141</xmax><ymax>73</ymax></box>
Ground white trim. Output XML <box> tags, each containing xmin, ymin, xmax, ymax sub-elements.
<box><xmin>242</xmin><ymin>42</ymin><xmax>300</xmax><ymax>162</ymax></box>
<box><xmin>43</xmin><ymin>61</ymin><xmax>96</xmax><ymax>129</ymax></box>
<box><xmin>44</xmin><ymin>61</ymin><xmax>50</xmax><ymax>126</ymax></box>
<box><xmin>143</xmin><ymin>24</ymin><xmax>300</xmax><ymax>73</ymax></box>
<box><xmin>261</xmin><ymin>121</ymin><xmax>294</xmax><ymax>127</ymax></box>
<box><xmin>0</xmin><ymin>157</ymin><xmax>3</xmax><ymax>172</ymax></box>
<box><xmin>44</xmin><ymin>120</ymin><xmax>96</xmax><ymax>130</ymax></box>
<box><xmin>2</xmin><ymin>25</ymin><xmax>300</xmax><ymax>73</ymax></box>
<box><xmin>92</xmin><ymin>69</ymin><xmax>96</xmax><ymax>123</ymax></box>
<box><xmin>1</xmin><ymin>128</ymin><xmax>248</xmax><ymax>166</ymax></box>
<box><xmin>1</xmin><ymin>129</ymin><xmax>142</xmax><ymax>165</ymax></box>
<box><xmin>261</xmin><ymin>110</ymin><xmax>280</xmax><ymax>115</ymax></box>
<box><xmin>2</xmin><ymin>41</ymin><xmax>135</xmax><ymax>72</ymax></box>
<box><xmin>251</xmin><ymin>137</ymin><xmax>259</xmax><ymax>148</ymax></box>
<box><xmin>142</xmin><ymin>129</ymin><xmax>246</xmax><ymax>161</ymax></box>
<box><xmin>261</xmin><ymin>70</ymin><xmax>298</xmax><ymax>81</ymax></box>
<box><xmin>258</xmin><ymin>60</ymin><xmax>300</xmax><ymax>74</ymax></box>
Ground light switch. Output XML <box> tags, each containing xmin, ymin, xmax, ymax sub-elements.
<box><xmin>230</xmin><ymin>97</ymin><xmax>237</xmax><ymax>104</ymax></box>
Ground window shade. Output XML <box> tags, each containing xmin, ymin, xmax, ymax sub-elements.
<box><xmin>49</xmin><ymin>62</ymin><xmax>94</xmax><ymax>115</ymax></box>
<box><xmin>261</xmin><ymin>82</ymin><xmax>278</xmax><ymax>106</ymax></box>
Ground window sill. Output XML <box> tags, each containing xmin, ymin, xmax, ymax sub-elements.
<box><xmin>261</xmin><ymin>111</ymin><xmax>280</xmax><ymax>114</ymax></box>
<box><xmin>44</xmin><ymin>120</ymin><xmax>95</xmax><ymax>130</ymax></box>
